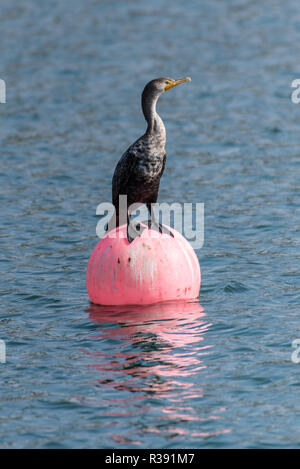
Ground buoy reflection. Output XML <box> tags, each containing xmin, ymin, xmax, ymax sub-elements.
<box><xmin>84</xmin><ymin>301</ymin><xmax>231</xmax><ymax>443</ymax></box>
<box><xmin>88</xmin><ymin>300</ymin><xmax>210</xmax><ymax>379</ymax></box>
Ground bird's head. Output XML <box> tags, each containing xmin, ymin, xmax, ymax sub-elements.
<box><xmin>142</xmin><ymin>76</ymin><xmax>191</xmax><ymax>100</ymax></box>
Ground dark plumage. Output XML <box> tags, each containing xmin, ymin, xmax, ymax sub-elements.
<box><xmin>110</xmin><ymin>76</ymin><xmax>191</xmax><ymax>242</ymax></box>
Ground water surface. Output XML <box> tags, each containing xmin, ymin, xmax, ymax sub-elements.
<box><xmin>0</xmin><ymin>0</ymin><xmax>300</xmax><ymax>448</ymax></box>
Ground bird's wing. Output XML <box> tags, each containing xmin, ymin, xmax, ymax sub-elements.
<box><xmin>161</xmin><ymin>152</ymin><xmax>167</xmax><ymax>176</ymax></box>
<box><xmin>112</xmin><ymin>142</ymin><xmax>140</xmax><ymax>206</ymax></box>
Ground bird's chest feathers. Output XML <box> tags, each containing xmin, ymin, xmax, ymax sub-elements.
<box><xmin>135</xmin><ymin>149</ymin><xmax>165</xmax><ymax>180</ymax></box>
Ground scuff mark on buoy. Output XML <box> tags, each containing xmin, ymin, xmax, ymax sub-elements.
<box><xmin>141</xmin><ymin>255</ymin><xmax>156</xmax><ymax>289</ymax></box>
<box><xmin>97</xmin><ymin>245</ymin><xmax>112</xmax><ymax>289</ymax></box>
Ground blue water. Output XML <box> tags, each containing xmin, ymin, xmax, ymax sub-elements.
<box><xmin>1</xmin><ymin>0</ymin><xmax>300</xmax><ymax>448</ymax></box>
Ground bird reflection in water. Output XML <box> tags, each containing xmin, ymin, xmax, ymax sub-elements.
<box><xmin>84</xmin><ymin>300</ymin><xmax>231</xmax><ymax>444</ymax></box>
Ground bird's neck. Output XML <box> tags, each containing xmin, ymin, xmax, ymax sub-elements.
<box><xmin>142</xmin><ymin>93</ymin><xmax>166</xmax><ymax>142</ymax></box>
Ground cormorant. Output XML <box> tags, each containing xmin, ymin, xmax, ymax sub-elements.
<box><xmin>110</xmin><ymin>76</ymin><xmax>191</xmax><ymax>242</ymax></box>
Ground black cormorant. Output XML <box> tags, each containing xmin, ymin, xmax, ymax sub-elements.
<box><xmin>110</xmin><ymin>76</ymin><xmax>191</xmax><ymax>242</ymax></box>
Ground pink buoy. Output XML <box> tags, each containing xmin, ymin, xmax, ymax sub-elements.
<box><xmin>86</xmin><ymin>224</ymin><xmax>201</xmax><ymax>306</ymax></box>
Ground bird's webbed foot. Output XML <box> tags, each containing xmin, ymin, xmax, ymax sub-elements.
<box><xmin>147</xmin><ymin>219</ymin><xmax>174</xmax><ymax>238</ymax></box>
<box><xmin>127</xmin><ymin>220</ymin><xmax>147</xmax><ymax>243</ymax></box>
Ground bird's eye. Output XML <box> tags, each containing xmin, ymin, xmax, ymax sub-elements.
<box><xmin>165</xmin><ymin>81</ymin><xmax>169</xmax><ymax>84</ymax></box>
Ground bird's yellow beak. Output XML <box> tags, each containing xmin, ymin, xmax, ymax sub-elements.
<box><xmin>164</xmin><ymin>77</ymin><xmax>191</xmax><ymax>91</ymax></box>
